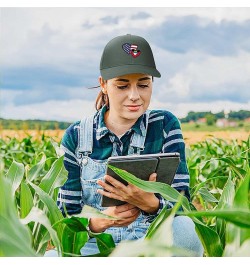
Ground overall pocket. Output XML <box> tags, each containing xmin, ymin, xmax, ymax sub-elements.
<box><xmin>80</xmin><ymin>156</ymin><xmax>106</xmax><ymax>209</ymax></box>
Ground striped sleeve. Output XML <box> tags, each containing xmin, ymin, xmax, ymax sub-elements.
<box><xmin>57</xmin><ymin>122</ymin><xmax>83</xmax><ymax>216</ymax></box>
<box><xmin>162</xmin><ymin>116</ymin><xmax>190</xmax><ymax>201</ymax></box>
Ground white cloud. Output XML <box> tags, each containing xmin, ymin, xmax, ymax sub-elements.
<box><xmin>1</xmin><ymin>7</ymin><xmax>250</xmax><ymax>121</ymax></box>
<box><xmin>2</xmin><ymin>7</ymin><xmax>250</xmax><ymax>69</ymax></box>
<box><xmin>156</xmin><ymin>50</ymin><xmax>250</xmax><ymax>103</ymax></box>
<box><xmin>1</xmin><ymin>99</ymin><xmax>96</xmax><ymax>122</ymax></box>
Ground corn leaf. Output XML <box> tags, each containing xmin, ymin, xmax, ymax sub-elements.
<box><xmin>21</xmin><ymin>207</ymin><xmax>61</xmax><ymax>256</ymax></box>
<box><xmin>108</xmin><ymin>165</ymin><xmax>191</xmax><ymax>211</ymax></box>
<box><xmin>194</xmin><ymin>222</ymin><xmax>223</xmax><ymax>257</ymax></box>
<box><xmin>198</xmin><ymin>187</ymin><xmax>218</xmax><ymax>203</ymax></box>
<box><xmin>27</xmin><ymin>153</ymin><xmax>46</xmax><ymax>182</ymax></box>
<box><xmin>0</xmin><ymin>176</ymin><xmax>37</xmax><ymax>257</ymax></box>
<box><xmin>39</xmin><ymin>155</ymin><xmax>68</xmax><ymax>196</ymax></box>
<box><xmin>5</xmin><ymin>160</ymin><xmax>24</xmax><ymax>196</ymax></box>
<box><xmin>184</xmin><ymin>210</ymin><xmax>250</xmax><ymax>228</ymax></box>
<box><xmin>20</xmin><ymin>181</ymin><xmax>34</xmax><ymax>218</ymax></box>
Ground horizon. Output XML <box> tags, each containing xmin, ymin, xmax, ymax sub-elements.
<box><xmin>1</xmin><ymin>7</ymin><xmax>250</xmax><ymax>122</ymax></box>
<box><xmin>1</xmin><ymin>108</ymin><xmax>249</xmax><ymax>124</ymax></box>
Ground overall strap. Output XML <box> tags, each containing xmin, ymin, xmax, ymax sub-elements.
<box><xmin>129</xmin><ymin>110</ymin><xmax>151</xmax><ymax>154</ymax></box>
<box><xmin>77</xmin><ymin>114</ymin><xmax>95</xmax><ymax>158</ymax></box>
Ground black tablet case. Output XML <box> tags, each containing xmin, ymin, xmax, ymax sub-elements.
<box><xmin>101</xmin><ymin>153</ymin><xmax>180</xmax><ymax>207</ymax></box>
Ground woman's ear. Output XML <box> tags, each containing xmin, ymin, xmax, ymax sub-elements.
<box><xmin>99</xmin><ymin>76</ymin><xmax>107</xmax><ymax>94</ymax></box>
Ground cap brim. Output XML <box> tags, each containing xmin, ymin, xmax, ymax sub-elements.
<box><xmin>101</xmin><ymin>65</ymin><xmax>161</xmax><ymax>80</ymax></box>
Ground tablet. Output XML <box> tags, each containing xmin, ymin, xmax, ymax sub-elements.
<box><xmin>101</xmin><ymin>152</ymin><xmax>180</xmax><ymax>207</ymax></box>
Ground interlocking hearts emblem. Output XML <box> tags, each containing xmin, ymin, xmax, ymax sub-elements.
<box><xmin>122</xmin><ymin>43</ymin><xmax>141</xmax><ymax>58</ymax></box>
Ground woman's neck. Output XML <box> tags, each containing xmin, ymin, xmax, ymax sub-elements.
<box><xmin>104</xmin><ymin>111</ymin><xmax>136</xmax><ymax>136</ymax></box>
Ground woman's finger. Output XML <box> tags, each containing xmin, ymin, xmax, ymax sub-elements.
<box><xmin>97</xmin><ymin>188</ymin><xmax>124</xmax><ymax>202</ymax></box>
<box><xmin>149</xmin><ymin>172</ymin><xmax>157</xmax><ymax>182</ymax></box>
<box><xmin>104</xmin><ymin>175</ymin><xmax>127</xmax><ymax>189</ymax></box>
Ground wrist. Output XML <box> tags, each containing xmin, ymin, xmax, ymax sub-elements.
<box><xmin>88</xmin><ymin>218</ymin><xmax>111</xmax><ymax>233</ymax></box>
<box><xmin>140</xmin><ymin>195</ymin><xmax>160</xmax><ymax>214</ymax></box>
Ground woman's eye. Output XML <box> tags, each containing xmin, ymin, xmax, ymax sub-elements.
<box><xmin>117</xmin><ymin>85</ymin><xmax>128</xmax><ymax>89</ymax></box>
<box><xmin>138</xmin><ymin>84</ymin><xmax>149</xmax><ymax>88</ymax></box>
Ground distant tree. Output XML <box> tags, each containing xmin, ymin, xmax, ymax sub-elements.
<box><xmin>215</xmin><ymin>111</ymin><xmax>225</xmax><ymax>119</ymax></box>
<box><xmin>205</xmin><ymin>113</ymin><xmax>216</xmax><ymax>126</ymax></box>
<box><xmin>228</xmin><ymin>110</ymin><xmax>250</xmax><ymax>120</ymax></box>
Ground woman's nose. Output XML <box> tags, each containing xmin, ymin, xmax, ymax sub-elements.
<box><xmin>129</xmin><ymin>87</ymin><xmax>140</xmax><ymax>101</ymax></box>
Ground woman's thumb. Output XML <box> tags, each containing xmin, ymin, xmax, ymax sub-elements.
<box><xmin>149</xmin><ymin>173</ymin><xmax>157</xmax><ymax>182</ymax></box>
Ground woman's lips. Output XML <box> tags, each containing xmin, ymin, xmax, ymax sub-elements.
<box><xmin>125</xmin><ymin>104</ymin><xmax>142</xmax><ymax>111</ymax></box>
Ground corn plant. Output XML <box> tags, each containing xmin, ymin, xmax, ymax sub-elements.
<box><xmin>0</xmin><ymin>139</ymin><xmax>115</xmax><ymax>257</ymax></box>
<box><xmin>1</xmin><ymin>134</ymin><xmax>249</xmax><ymax>256</ymax></box>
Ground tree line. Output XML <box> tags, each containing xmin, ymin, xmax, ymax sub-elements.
<box><xmin>0</xmin><ymin>110</ymin><xmax>249</xmax><ymax>130</ymax></box>
<box><xmin>180</xmin><ymin>110</ymin><xmax>250</xmax><ymax>123</ymax></box>
<box><xmin>0</xmin><ymin>118</ymin><xmax>71</xmax><ymax>130</ymax></box>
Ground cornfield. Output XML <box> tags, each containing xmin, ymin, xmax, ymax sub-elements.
<box><xmin>0</xmin><ymin>132</ymin><xmax>249</xmax><ymax>257</ymax></box>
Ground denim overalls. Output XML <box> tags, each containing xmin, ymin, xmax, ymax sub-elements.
<box><xmin>77</xmin><ymin>112</ymin><xmax>152</xmax><ymax>255</ymax></box>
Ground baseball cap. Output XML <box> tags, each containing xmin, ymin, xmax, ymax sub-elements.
<box><xmin>100</xmin><ymin>34</ymin><xmax>161</xmax><ymax>80</ymax></box>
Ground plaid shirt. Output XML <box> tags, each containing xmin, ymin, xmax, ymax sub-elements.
<box><xmin>57</xmin><ymin>106</ymin><xmax>190</xmax><ymax>221</ymax></box>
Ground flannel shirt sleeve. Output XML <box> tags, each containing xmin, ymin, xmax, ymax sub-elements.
<box><xmin>141</xmin><ymin>113</ymin><xmax>190</xmax><ymax>223</ymax></box>
<box><xmin>57</xmin><ymin>122</ymin><xmax>83</xmax><ymax>216</ymax></box>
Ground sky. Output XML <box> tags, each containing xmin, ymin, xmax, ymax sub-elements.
<box><xmin>1</xmin><ymin>4</ymin><xmax>250</xmax><ymax>122</ymax></box>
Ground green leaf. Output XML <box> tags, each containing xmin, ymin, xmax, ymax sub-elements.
<box><xmin>94</xmin><ymin>233</ymin><xmax>116</xmax><ymax>255</ymax></box>
<box><xmin>50</xmin><ymin>138</ymin><xmax>65</xmax><ymax>158</ymax></box>
<box><xmin>198</xmin><ymin>187</ymin><xmax>218</xmax><ymax>203</ymax></box>
<box><xmin>20</xmin><ymin>181</ymin><xmax>34</xmax><ymax>218</ymax></box>
<box><xmin>28</xmin><ymin>182</ymin><xmax>64</xmax><ymax>254</ymax></box>
<box><xmin>224</xmin><ymin>169</ymin><xmax>250</xmax><ymax>256</ymax></box>
<box><xmin>58</xmin><ymin>217</ymin><xmax>89</xmax><ymax>257</ymax></box>
<box><xmin>39</xmin><ymin>155</ymin><xmax>68</xmax><ymax>196</ymax></box>
<box><xmin>108</xmin><ymin>165</ymin><xmax>191</xmax><ymax>211</ymax></box>
<box><xmin>216</xmin><ymin>176</ymin><xmax>235</xmax><ymax>247</ymax></box>
<box><xmin>0</xmin><ymin>176</ymin><xmax>37</xmax><ymax>257</ymax></box>
<box><xmin>29</xmin><ymin>182</ymin><xmax>64</xmax><ymax>224</ymax></box>
<box><xmin>145</xmin><ymin>206</ymin><xmax>172</xmax><ymax>239</ymax></box>
<box><xmin>60</xmin><ymin>225</ymin><xmax>88</xmax><ymax>257</ymax></box>
<box><xmin>217</xmin><ymin>157</ymin><xmax>246</xmax><ymax>179</ymax></box>
<box><xmin>194</xmin><ymin>222</ymin><xmax>223</xmax><ymax>257</ymax></box>
<box><xmin>146</xmin><ymin>195</ymin><xmax>183</xmax><ymax>241</ymax></box>
<box><xmin>76</xmin><ymin>205</ymin><xmax>119</xmax><ymax>220</ymax></box>
<box><xmin>27</xmin><ymin>153</ymin><xmax>46</xmax><ymax>182</ymax></box>
<box><xmin>5</xmin><ymin>160</ymin><xmax>24</xmax><ymax>196</ymax></box>
<box><xmin>0</xmin><ymin>216</ymin><xmax>37</xmax><ymax>257</ymax></box>
<box><xmin>21</xmin><ymin>207</ymin><xmax>61</xmax><ymax>256</ymax></box>
<box><xmin>217</xmin><ymin>176</ymin><xmax>235</xmax><ymax>209</ymax></box>
<box><xmin>184</xmin><ymin>209</ymin><xmax>250</xmax><ymax>228</ymax></box>
<box><xmin>234</xmin><ymin>168</ymin><xmax>249</xmax><ymax>209</ymax></box>
<box><xmin>59</xmin><ymin>216</ymin><xmax>88</xmax><ymax>233</ymax></box>
<box><xmin>59</xmin><ymin>214</ymin><xmax>116</xmax><ymax>256</ymax></box>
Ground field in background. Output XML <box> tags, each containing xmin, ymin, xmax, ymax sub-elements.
<box><xmin>0</xmin><ymin>129</ymin><xmax>249</xmax><ymax>146</ymax></box>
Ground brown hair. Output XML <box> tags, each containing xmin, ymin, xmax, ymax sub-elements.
<box><xmin>95</xmin><ymin>90</ymin><xmax>109</xmax><ymax>111</ymax></box>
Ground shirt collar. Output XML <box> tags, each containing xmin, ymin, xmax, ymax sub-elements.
<box><xmin>95</xmin><ymin>105</ymin><xmax>148</xmax><ymax>140</ymax></box>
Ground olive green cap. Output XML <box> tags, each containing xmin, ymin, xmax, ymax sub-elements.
<box><xmin>100</xmin><ymin>34</ymin><xmax>161</xmax><ymax>80</ymax></box>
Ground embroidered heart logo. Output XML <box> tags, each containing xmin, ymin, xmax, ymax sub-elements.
<box><xmin>122</xmin><ymin>43</ymin><xmax>141</xmax><ymax>58</ymax></box>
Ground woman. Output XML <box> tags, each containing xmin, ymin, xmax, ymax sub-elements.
<box><xmin>56</xmin><ymin>34</ymin><xmax>203</xmax><ymax>256</ymax></box>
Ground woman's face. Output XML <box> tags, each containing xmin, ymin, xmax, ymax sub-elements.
<box><xmin>100</xmin><ymin>73</ymin><xmax>153</xmax><ymax>122</ymax></box>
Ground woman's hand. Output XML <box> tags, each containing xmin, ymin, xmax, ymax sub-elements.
<box><xmin>97</xmin><ymin>173</ymin><xmax>160</xmax><ymax>214</ymax></box>
<box><xmin>89</xmin><ymin>203</ymin><xmax>140</xmax><ymax>233</ymax></box>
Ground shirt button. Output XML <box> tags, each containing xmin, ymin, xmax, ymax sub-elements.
<box><xmin>82</xmin><ymin>158</ymin><xmax>88</xmax><ymax>166</ymax></box>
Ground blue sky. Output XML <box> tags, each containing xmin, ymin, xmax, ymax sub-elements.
<box><xmin>1</xmin><ymin>7</ymin><xmax>250</xmax><ymax>122</ymax></box>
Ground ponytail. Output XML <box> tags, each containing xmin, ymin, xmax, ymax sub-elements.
<box><xmin>95</xmin><ymin>90</ymin><xmax>109</xmax><ymax>111</ymax></box>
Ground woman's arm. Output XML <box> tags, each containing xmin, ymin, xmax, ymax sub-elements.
<box><xmin>57</xmin><ymin>123</ymin><xmax>83</xmax><ymax>216</ymax></box>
